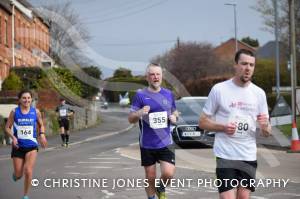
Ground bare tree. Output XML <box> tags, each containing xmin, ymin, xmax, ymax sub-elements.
<box><xmin>35</xmin><ymin>1</ymin><xmax>90</xmax><ymax>66</ymax></box>
<box><xmin>151</xmin><ymin>42</ymin><xmax>229</xmax><ymax>85</ymax></box>
<box><xmin>253</xmin><ymin>0</ymin><xmax>300</xmax><ymax>50</ymax></box>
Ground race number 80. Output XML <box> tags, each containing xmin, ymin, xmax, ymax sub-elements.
<box><xmin>237</xmin><ymin>122</ymin><xmax>249</xmax><ymax>132</ymax></box>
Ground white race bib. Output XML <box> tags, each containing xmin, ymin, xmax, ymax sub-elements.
<box><xmin>228</xmin><ymin>114</ymin><xmax>255</xmax><ymax>138</ymax></box>
<box><xmin>59</xmin><ymin>109</ymin><xmax>67</xmax><ymax>117</ymax></box>
<box><xmin>149</xmin><ymin>111</ymin><xmax>168</xmax><ymax>129</ymax></box>
<box><xmin>17</xmin><ymin>126</ymin><xmax>34</xmax><ymax>139</ymax></box>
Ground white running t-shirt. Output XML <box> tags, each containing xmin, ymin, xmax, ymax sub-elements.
<box><xmin>202</xmin><ymin>79</ymin><xmax>269</xmax><ymax>161</ymax></box>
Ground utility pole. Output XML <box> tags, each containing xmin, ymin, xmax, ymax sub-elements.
<box><xmin>11</xmin><ymin>0</ymin><xmax>15</xmax><ymax>67</ymax></box>
<box><xmin>225</xmin><ymin>3</ymin><xmax>238</xmax><ymax>52</ymax></box>
<box><xmin>274</xmin><ymin>0</ymin><xmax>280</xmax><ymax>100</ymax></box>
<box><xmin>177</xmin><ymin>37</ymin><xmax>180</xmax><ymax>49</ymax></box>
<box><xmin>289</xmin><ymin>0</ymin><xmax>297</xmax><ymax>122</ymax></box>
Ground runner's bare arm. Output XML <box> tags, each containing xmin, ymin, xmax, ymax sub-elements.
<box><xmin>257</xmin><ymin>114</ymin><xmax>272</xmax><ymax>137</ymax></box>
<box><xmin>5</xmin><ymin>110</ymin><xmax>19</xmax><ymax>148</ymax></box>
<box><xmin>199</xmin><ymin>113</ymin><xmax>236</xmax><ymax>135</ymax></box>
<box><xmin>5</xmin><ymin>110</ymin><xmax>15</xmax><ymax>139</ymax></box>
<box><xmin>36</xmin><ymin>109</ymin><xmax>48</xmax><ymax>148</ymax></box>
<box><xmin>169</xmin><ymin>110</ymin><xmax>178</xmax><ymax>124</ymax></box>
<box><xmin>128</xmin><ymin>106</ymin><xmax>150</xmax><ymax>123</ymax></box>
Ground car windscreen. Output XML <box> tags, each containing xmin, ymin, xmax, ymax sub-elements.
<box><xmin>175</xmin><ymin>100</ymin><xmax>205</xmax><ymax>116</ymax></box>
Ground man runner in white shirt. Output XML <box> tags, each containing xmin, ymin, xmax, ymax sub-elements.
<box><xmin>199</xmin><ymin>49</ymin><xmax>271</xmax><ymax>199</ymax></box>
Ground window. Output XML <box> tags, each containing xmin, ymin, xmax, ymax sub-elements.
<box><xmin>18</xmin><ymin>18</ymin><xmax>21</xmax><ymax>43</ymax></box>
<box><xmin>25</xmin><ymin>24</ymin><xmax>29</xmax><ymax>48</ymax></box>
<box><xmin>4</xmin><ymin>19</ymin><xmax>8</xmax><ymax>46</ymax></box>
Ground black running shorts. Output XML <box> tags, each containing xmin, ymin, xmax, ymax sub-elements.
<box><xmin>11</xmin><ymin>147</ymin><xmax>38</xmax><ymax>159</ymax></box>
<box><xmin>140</xmin><ymin>146</ymin><xmax>175</xmax><ymax>166</ymax></box>
<box><xmin>58</xmin><ymin>118</ymin><xmax>70</xmax><ymax>131</ymax></box>
<box><xmin>216</xmin><ymin>157</ymin><xmax>257</xmax><ymax>193</ymax></box>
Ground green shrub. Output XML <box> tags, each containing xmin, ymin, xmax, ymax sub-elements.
<box><xmin>51</xmin><ymin>67</ymin><xmax>83</xmax><ymax>97</ymax></box>
<box><xmin>253</xmin><ymin>59</ymin><xmax>291</xmax><ymax>94</ymax></box>
<box><xmin>2</xmin><ymin>71</ymin><xmax>22</xmax><ymax>90</ymax></box>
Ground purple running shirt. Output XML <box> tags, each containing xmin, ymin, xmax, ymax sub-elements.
<box><xmin>130</xmin><ymin>88</ymin><xmax>176</xmax><ymax>149</ymax></box>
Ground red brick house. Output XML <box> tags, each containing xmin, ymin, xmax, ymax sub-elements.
<box><xmin>0</xmin><ymin>0</ymin><xmax>52</xmax><ymax>90</ymax></box>
<box><xmin>213</xmin><ymin>38</ymin><xmax>257</xmax><ymax>64</ymax></box>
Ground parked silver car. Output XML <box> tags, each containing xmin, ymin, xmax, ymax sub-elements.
<box><xmin>172</xmin><ymin>97</ymin><xmax>215</xmax><ymax>146</ymax></box>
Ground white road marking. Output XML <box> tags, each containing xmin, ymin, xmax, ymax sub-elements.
<box><xmin>114</xmin><ymin>167</ymin><xmax>137</xmax><ymax>171</ymax></box>
<box><xmin>101</xmin><ymin>189</ymin><xmax>115</xmax><ymax>198</ymax></box>
<box><xmin>251</xmin><ymin>196</ymin><xmax>267</xmax><ymax>199</ymax></box>
<box><xmin>265</xmin><ymin>192</ymin><xmax>300</xmax><ymax>197</ymax></box>
<box><xmin>0</xmin><ymin>157</ymin><xmax>10</xmax><ymax>161</ymax></box>
<box><xmin>82</xmin><ymin>166</ymin><xmax>112</xmax><ymax>169</ymax></box>
<box><xmin>65</xmin><ymin>172</ymin><xmax>96</xmax><ymax>175</ymax></box>
<box><xmin>64</xmin><ymin>166</ymin><xmax>76</xmax><ymax>168</ymax></box>
<box><xmin>71</xmin><ymin>125</ymin><xmax>134</xmax><ymax>145</ymax></box>
<box><xmin>129</xmin><ymin>142</ymin><xmax>139</xmax><ymax>146</ymax></box>
<box><xmin>89</xmin><ymin>158</ymin><xmax>120</xmax><ymax>160</ymax></box>
<box><xmin>77</xmin><ymin>161</ymin><xmax>123</xmax><ymax>164</ymax></box>
<box><xmin>167</xmin><ymin>189</ymin><xmax>185</xmax><ymax>195</ymax></box>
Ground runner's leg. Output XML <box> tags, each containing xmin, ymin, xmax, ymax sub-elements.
<box><xmin>236</xmin><ymin>187</ymin><xmax>250</xmax><ymax>199</ymax></box>
<box><xmin>13</xmin><ymin>157</ymin><xmax>24</xmax><ymax>180</ymax></box>
<box><xmin>144</xmin><ymin>164</ymin><xmax>156</xmax><ymax>198</ymax></box>
<box><xmin>160</xmin><ymin>161</ymin><xmax>175</xmax><ymax>186</ymax></box>
<box><xmin>23</xmin><ymin>150</ymin><xmax>37</xmax><ymax>197</ymax></box>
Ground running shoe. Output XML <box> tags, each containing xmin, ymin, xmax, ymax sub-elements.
<box><xmin>12</xmin><ymin>173</ymin><xmax>20</xmax><ymax>182</ymax></box>
<box><xmin>156</xmin><ymin>188</ymin><xmax>167</xmax><ymax>199</ymax></box>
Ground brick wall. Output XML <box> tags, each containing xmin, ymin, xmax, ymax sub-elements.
<box><xmin>0</xmin><ymin>6</ymin><xmax>12</xmax><ymax>82</ymax></box>
<box><xmin>36</xmin><ymin>89</ymin><xmax>61</xmax><ymax>110</ymax></box>
<box><xmin>0</xmin><ymin>2</ymin><xmax>50</xmax><ymax>85</ymax></box>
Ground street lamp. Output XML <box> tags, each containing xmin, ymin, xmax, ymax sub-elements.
<box><xmin>225</xmin><ymin>3</ymin><xmax>238</xmax><ymax>52</ymax></box>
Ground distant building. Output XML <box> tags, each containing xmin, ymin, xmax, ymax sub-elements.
<box><xmin>213</xmin><ymin>38</ymin><xmax>257</xmax><ymax>64</ymax></box>
<box><xmin>0</xmin><ymin>0</ymin><xmax>52</xmax><ymax>89</ymax></box>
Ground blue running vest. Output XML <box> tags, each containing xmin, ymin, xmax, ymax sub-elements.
<box><xmin>13</xmin><ymin>106</ymin><xmax>38</xmax><ymax>148</ymax></box>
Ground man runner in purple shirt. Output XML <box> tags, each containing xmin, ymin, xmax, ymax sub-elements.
<box><xmin>128</xmin><ymin>63</ymin><xmax>178</xmax><ymax>199</ymax></box>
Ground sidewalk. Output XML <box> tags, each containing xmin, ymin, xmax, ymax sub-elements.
<box><xmin>0</xmin><ymin>112</ymin><xmax>133</xmax><ymax>156</ymax></box>
<box><xmin>256</xmin><ymin>126</ymin><xmax>291</xmax><ymax>149</ymax></box>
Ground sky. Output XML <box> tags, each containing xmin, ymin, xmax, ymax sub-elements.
<box><xmin>29</xmin><ymin>0</ymin><xmax>274</xmax><ymax>78</ymax></box>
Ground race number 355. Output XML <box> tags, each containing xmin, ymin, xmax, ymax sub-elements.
<box><xmin>149</xmin><ymin>111</ymin><xmax>168</xmax><ymax>129</ymax></box>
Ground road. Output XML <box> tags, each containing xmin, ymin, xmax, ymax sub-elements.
<box><xmin>0</xmin><ymin>109</ymin><xmax>300</xmax><ymax>199</ymax></box>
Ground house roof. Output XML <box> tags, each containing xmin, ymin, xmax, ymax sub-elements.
<box><xmin>0</xmin><ymin>0</ymin><xmax>12</xmax><ymax>14</ymax></box>
<box><xmin>214</xmin><ymin>38</ymin><xmax>257</xmax><ymax>52</ymax></box>
<box><xmin>256</xmin><ymin>41</ymin><xmax>288</xmax><ymax>60</ymax></box>
<box><xmin>0</xmin><ymin>0</ymin><xmax>49</xmax><ymax>27</ymax></box>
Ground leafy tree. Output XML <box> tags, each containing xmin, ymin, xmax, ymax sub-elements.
<box><xmin>80</xmin><ymin>66</ymin><xmax>102</xmax><ymax>98</ymax></box>
<box><xmin>82</xmin><ymin>66</ymin><xmax>102</xmax><ymax>80</ymax></box>
<box><xmin>2</xmin><ymin>72</ymin><xmax>22</xmax><ymax>90</ymax></box>
<box><xmin>113</xmin><ymin>67</ymin><xmax>133</xmax><ymax>78</ymax></box>
<box><xmin>241</xmin><ymin>36</ymin><xmax>259</xmax><ymax>47</ymax></box>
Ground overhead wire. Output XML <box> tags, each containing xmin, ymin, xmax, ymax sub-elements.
<box><xmin>83</xmin><ymin>0</ymin><xmax>168</xmax><ymax>24</ymax></box>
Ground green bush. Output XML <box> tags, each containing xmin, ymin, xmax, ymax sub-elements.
<box><xmin>2</xmin><ymin>67</ymin><xmax>49</xmax><ymax>91</ymax></box>
<box><xmin>2</xmin><ymin>71</ymin><xmax>22</xmax><ymax>90</ymax></box>
<box><xmin>51</xmin><ymin>67</ymin><xmax>83</xmax><ymax>97</ymax></box>
<box><xmin>253</xmin><ymin>59</ymin><xmax>291</xmax><ymax>94</ymax></box>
